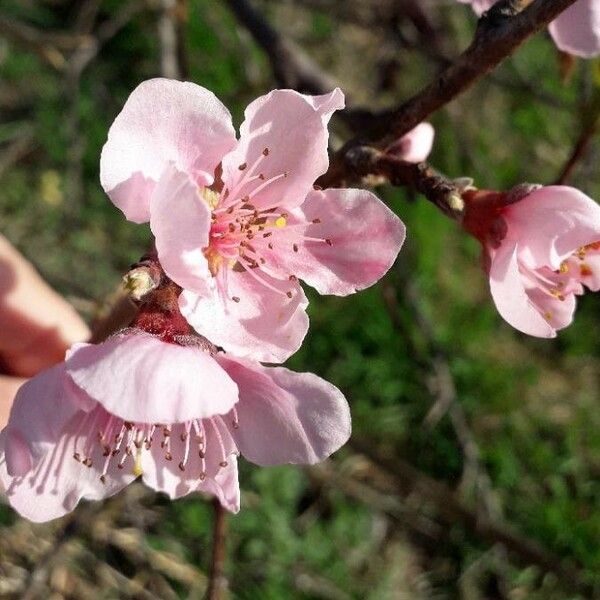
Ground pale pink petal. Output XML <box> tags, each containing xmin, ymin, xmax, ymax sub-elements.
<box><xmin>100</xmin><ymin>79</ymin><xmax>236</xmax><ymax>223</ymax></box>
<box><xmin>66</xmin><ymin>333</ymin><xmax>239</xmax><ymax>423</ymax></box>
<box><xmin>525</xmin><ymin>286</ymin><xmax>576</xmax><ymax>332</ymax></box>
<box><xmin>488</xmin><ymin>242</ymin><xmax>557</xmax><ymax>337</ymax></box>
<box><xmin>297</xmin><ymin>188</ymin><xmax>405</xmax><ymax>295</ymax></box>
<box><xmin>389</xmin><ymin>123</ymin><xmax>435</xmax><ymax>163</ymax></box>
<box><xmin>457</xmin><ymin>0</ymin><xmax>496</xmax><ymax>16</ymax></box>
<box><xmin>150</xmin><ymin>166</ymin><xmax>213</xmax><ymax>296</ymax></box>
<box><xmin>220</xmin><ymin>88</ymin><xmax>344</xmax><ymax>211</ymax></box>
<box><xmin>0</xmin><ymin>406</ymin><xmax>134</xmax><ymax>523</ymax></box>
<box><xmin>217</xmin><ymin>356</ymin><xmax>351</xmax><ymax>466</ymax></box>
<box><xmin>506</xmin><ymin>186</ymin><xmax>600</xmax><ymax>269</ymax></box>
<box><xmin>180</xmin><ymin>273</ymin><xmax>309</xmax><ymax>364</ymax></box>
<box><xmin>548</xmin><ymin>0</ymin><xmax>600</xmax><ymax>58</ymax></box>
<box><xmin>2</xmin><ymin>364</ymin><xmax>92</xmax><ymax>476</ymax></box>
<box><xmin>141</xmin><ymin>418</ymin><xmax>239</xmax><ymax>512</ymax></box>
<box><xmin>305</xmin><ymin>88</ymin><xmax>345</xmax><ymax>124</ymax></box>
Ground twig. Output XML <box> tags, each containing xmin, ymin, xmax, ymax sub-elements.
<box><xmin>555</xmin><ymin>116</ymin><xmax>600</xmax><ymax>184</ymax></box>
<box><xmin>158</xmin><ymin>0</ymin><xmax>186</xmax><ymax>79</ymax></box>
<box><xmin>0</xmin><ymin>126</ymin><xmax>35</xmax><ymax>179</ymax></box>
<box><xmin>323</xmin><ymin>146</ymin><xmax>468</xmax><ymax>220</ymax></box>
<box><xmin>348</xmin><ymin>437</ymin><xmax>594</xmax><ymax>596</ymax></box>
<box><xmin>321</xmin><ymin>0</ymin><xmax>580</xmax><ymax>187</ymax></box>
<box><xmin>205</xmin><ymin>498</ymin><xmax>228</xmax><ymax>600</ymax></box>
<box><xmin>0</xmin><ymin>14</ymin><xmax>84</xmax><ymax>69</ymax></box>
<box><xmin>224</xmin><ymin>0</ymin><xmax>338</xmax><ymax>95</ymax></box>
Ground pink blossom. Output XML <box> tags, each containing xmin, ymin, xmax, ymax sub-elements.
<box><xmin>457</xmin><ymin>0</ymin><xmax>600</xmax><ymax>58</ymax></box>
<box><xmin>0</xmin><ymin>332</ymin><xmax>350</xmax><ymax>522</ymax></box>
<box><xmin>463</xmin><ymin>185</ymin><xmax>600</xmax><ymax>337</ymax></box>
<box><xmin>388</xmin><ymin>122</ymin><xmax>435</xmax><ymax>163</ymax></box>
<box><xmin>100</xmin><ymin>80</ymin><xmax>406</xmax><ymax>363</ymax></box>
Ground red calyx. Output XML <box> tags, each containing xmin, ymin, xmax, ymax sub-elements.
<box><xmin>462</xmin><ymin>189</ymin><xmax>508</xmax><ymax>248</ymax></box>
<box><xmin>126</xmin><ymin>255</ymin><xmax>192</xmax><ymax>344</ymax></box>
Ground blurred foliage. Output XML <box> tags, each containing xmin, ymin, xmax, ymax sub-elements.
<box><xmin>2</xmin><ymin>0</ymin><xmax>600</xmax><ymax>598</ymax></box>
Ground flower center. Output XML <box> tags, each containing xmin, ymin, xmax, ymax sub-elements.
<box><xmin>200</xmin><ymin>147</ymin><xmax>331</xmax><ymax>304</ymax></box>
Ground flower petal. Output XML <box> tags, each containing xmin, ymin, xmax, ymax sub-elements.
<box><xmin>217</xmin><ymin>356</ymin><xmax>351</xmax><ymax>466</ymax></box>
<box><xmin>2</xmin><ymin>364</ymin><xmax>92</xmax><ymax>476</ymax></box>
<box><xmin>268</xmin><ymin>188</ymin><xmax>406</xmax><ymax>296</ymax></box>
<box><xmin>388</xmin><ymin>122</ymin><xmax>435</xmax><ymax>163</ymax></box>
<box><xmin>305</xmin><ymin>88</ymin><xmax>345</xmax><ymax>124</ymax></box>
<box><xmin>150</xmin><ymin>166</ymin><xmax>213</xmax><ymax>296</ymax></box>
<box><xmin>488</xmin><ymin>242</ymin><xmax>557</xmax><ymax>337</ymax></box>
<box><xmin>100</xmin><ymin>78</ymin><xmax>236</xmax><ymax>223</ymax></box>
<box><xmin>180</xmin><ymin>272</ymin><xmax>309</xmax><ymax>364</ymax></box>
<box><xmin>66</xmin><ymin>333</ymin><xmax>239</xmax><ymax>423</ymax></box>
<box><xmin>457</xmin><ymin>0</ymin><xmax>495</xmax><ymax>16</ymax></box>
<box><xmin>548</xmin><ymin>0</ymin><xmax>600</xmax><ymax>58</ymax></box>
<box><xmin>525</xmin><ymin>285</ymin><xmax>577</xmax><ymax>332</ymax></box>
<box><xmin>141</xmin><ymin>418</ymin><xmax>239</xmax><ymax>512</ymax></box>
<box><xmin>220</xmin><ymin>88</ymin><xmax>344</xmax><ymax>211</ymax></box>
<box><xmin>507</xmin><ymin>186</ymin><xmax>600</xmax><ymax>270</ymax></box>
<box><xmin>0</xmin><ymin>406</ymin><xmax>134</xmax><ymax>523</ymax></box>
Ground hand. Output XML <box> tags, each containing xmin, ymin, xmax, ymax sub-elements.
<box><xmin>0</xmin><ymin>235</ymin><xmax>90</xmax><ymax>429</ymax></box>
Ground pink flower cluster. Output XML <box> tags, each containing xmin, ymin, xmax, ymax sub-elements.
<box><xmin>0</xmin><ymin>80</ymin><xmax>407</xmax><ymax>521</ymax></box>
<box><xmin>4</xmin><ymin>71</ymin><xmax>599</xmax><ymax>524</ymax></box>
<box><xmin>458</xmin><ymin>0</ymin><xmax>600</xmax><ymax>58</ymax></box>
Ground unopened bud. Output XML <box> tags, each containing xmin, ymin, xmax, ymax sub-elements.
<box><xmin>123</xmin><ymin>267</ymin><xmax>160</xmax><ymax>301</ymax></box>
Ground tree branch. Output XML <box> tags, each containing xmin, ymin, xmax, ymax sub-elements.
<box><xmin>321</xmin><ymin>0</ymin><xmax>579</xmax><ymax>187</ymax></box>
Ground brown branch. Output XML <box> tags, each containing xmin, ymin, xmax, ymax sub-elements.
<box><xmin>205</xmin><ymin>499</ymin><xmax>228</xmax><ymax>600</ymax></box>
<box><xmin>321</xmin><ymin>0</ymin><xmax>580</xmax><ymax>187</ymax></box>
<box><xmin>555</xmin><ymin>116</ymin><xmax>600</xmax><ymax>185</ymax></box>
<box><xmin>325</xmin><ymin>146</ymin><xmax>469</xmax><ymax>220</ymax></box>
<box><xmin>224</xmin><ymin>0</ymin><xmax>338</xmax><ymax>95</ymax></box>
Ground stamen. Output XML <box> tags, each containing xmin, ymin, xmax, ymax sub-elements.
<box><xmin>179</xmin><ymin>422</ymin><xmax>192</xmax><ymax>471</ymax></box>
<box><xmin>209</xmin><ymin>418</ymin><xmax>229</xmax><ymax>468</ymax></box>
<box><xmin>239</xmin><ymin>260</ymin><xmax>288</xmax><ymax>295</ymax></box>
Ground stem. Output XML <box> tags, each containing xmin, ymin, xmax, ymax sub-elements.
<box><xmin>205</xmin><ymin>499</ymin><xmax>228</xmax><ymax>600</ymax></box>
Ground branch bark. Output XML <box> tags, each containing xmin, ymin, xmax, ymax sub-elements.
<box><xmin>321</xmin><ymin>0</ymin><xmax>580</xmax><ymax>187</ymax></box>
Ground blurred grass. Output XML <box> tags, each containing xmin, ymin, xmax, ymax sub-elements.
<box><xmin>2</xmin><ymin>0</ymin><xmax>600</xmax><ymax>598</ymax></box>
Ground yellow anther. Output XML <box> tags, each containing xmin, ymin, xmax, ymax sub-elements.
<box><xmin>544</xmin><ymin>312</ymin><xmax>552</xmax><ymax>321</ymax></box>
<box><xmin>275</xmin><ymin>216</ymin><xmax>287</xmax><ymax>228</ymax></box>
<box><xmin>133</xmin><ymin>447</ymin><xmax>143</xmax><ymax>477</ymax></box>
<box><xmin>200</xmin><ymin>188</ymin><xmax>220</xmax><ymax>210</ymax></box>
<box><xmin>559</xmin><ymin>262</ymin><xmax>569</xmax><ymax>274</ymax></box>
<box><xmin>205</xmin><ymin>248</ymin><xmax>223</xmax><ymax>276</ymax></box>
